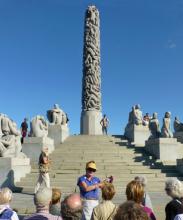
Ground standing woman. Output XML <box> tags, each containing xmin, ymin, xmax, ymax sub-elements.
<box><xmin>34</xmin><ymin>147</ymin><xmax>51</xmax><ymax>193</ymax></box>
<box><xmin>77</xmin><ymin>161</ymin><xmax>103</xmax><ymax>220</ymax></box>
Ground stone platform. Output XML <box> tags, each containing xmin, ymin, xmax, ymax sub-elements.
<box><xmin>22</xmin><ymin>136</ymin><xmax>54</xmax><ymax>162</ymax></box>
<box><xmin>80</xmin><ymin>110</ymin><xmax>102</xmax><ymax>135</ymax></box>
<box><xmin>174</xmin><ymin>131</ymin><xmax>183</xmax><ymax>143</ymax></box>
<box><xmin>125</xmin><ymin>124</ymin><xmax>150</xmax><ymax>146</ymax></box>
<box><xmin>145</xmin><ymin>138</ymin><xmax>183</xmax><ymax>162</ymax></box>
<box><xmin>0</xmin><ymin>157</ymin><xmax>31</xmax><ymax>190</ymax></box>
<box><xmin>48</xmin><ymin>124</ymin><xmax>69</xmax><ymax>145</ymax></box>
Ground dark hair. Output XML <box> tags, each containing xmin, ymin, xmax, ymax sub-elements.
<box><xmin>114</xmin><ymin>201</ymin><xmax>149</xmax><ymax>220</ymax></box>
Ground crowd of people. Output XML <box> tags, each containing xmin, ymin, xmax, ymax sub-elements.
<box><xmin>1</xmin><ymin>160</ymin><xmax>183</xmax><ymax>220</ymax></box>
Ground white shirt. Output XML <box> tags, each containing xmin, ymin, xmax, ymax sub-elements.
<box><xmin>174</xmin><ymin>214</ymin><xmax>183</xmax><ymax>220</ymax></box>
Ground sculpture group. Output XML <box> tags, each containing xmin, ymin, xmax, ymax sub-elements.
<box><xmin>0</xmin><ymin>114</ymin><xmax>26</xmax><ymax>158</ymax></box>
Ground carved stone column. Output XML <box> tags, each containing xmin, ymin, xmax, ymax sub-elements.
<box><xmin>80</xmin><ymin>5</ymin><xmax>102</xmax><ymax>135</ymax></box>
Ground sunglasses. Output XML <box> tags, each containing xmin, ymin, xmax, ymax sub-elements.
<box><xmin>87</xmin><ymin>168</ymin><xmax>96</xmax><ymax>172</ymax></box>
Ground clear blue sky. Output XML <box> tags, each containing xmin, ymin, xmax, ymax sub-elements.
<box><xmin>0</xmin><ymin>0</ymin><xmax>183</xmax><ymax>134</ymax></box>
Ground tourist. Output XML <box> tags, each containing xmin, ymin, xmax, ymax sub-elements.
<box><xmin>61</xmin><ymin>193</ymin><xmax>83</xmax><ymax>220</ymax></box>
<box><xmin>134</xmin><ymin>176</ymin><xmax>153</xmax><ymax>210</ymax></box>
<box><xmin>24</xmin><ymin>187</ymin><xmax>62</xmax><ymax>220</ymax></box>
<box><xmin>20</xmin><ymin>118</ymin><xmax>28</xmax><ymax>143</ymax></box>
<box><xmin>100</xmin><ymin>114</ymin><xmax>109</xmax><ymax>135</ymax></box>
<box><xmin>49</xmin><ymin>188</ymin><xmax>61</xmax><ymax>216</ymax></box>
<box><xmin>77</xmin><ymin>160</ymin><xmax>103</xmax><ymax>220</ymax></box>
<box><xmin>91</xmin><ymin>182</ymin><xmax>117</xmax><ymax>220</ymax></box>
<box><xmin>126</xmin><ymin>180</ymin><xmax>156</xmax><ymax>220</ymax></box>
<box><xmin>164</xmin><ymin>178</ymin><xmax>183</xmax><ymax>220</ymax></box>
<box><xmin>143</xmin><ymin>113</ymin><xmax>151</xmax><ymax>126</ymax></box>
<box><xmin>113</xmin><ymin>201</ymin><xmax>149</xmax><ymax>220</ymax></box>
<box><xmin>34</xmin><ymin>147</ymin><xmax>51</xmax><ymax>193</ymax></box>
<box><xmin>0</xmin><ymin>187</ymin><xmax>19</xmax><ymax>220</ymax></box>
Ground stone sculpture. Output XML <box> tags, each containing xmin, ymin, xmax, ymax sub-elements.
<box><xmin>174</xmin><ymin>116</ymin><xmax>183</xmax><ymax>132</ymax></box>
<box><xmin>134</xmin><ymin>104</ymin><xmax>143</xmax><ymax>125</ymax></box>
<box><xmin>30</xmin><ymin>115</ymin><xmax>48</xmax><ymax>138</ymax></box>
<box><xmin>161</xmin><ymin>112</ymin><xmax>173</xmax><ymax>138</ymax></box>
<box><xmin>47</xmin><ymin>104</ymin><xmax>67</xmax><ymax>125</ymax></box>
<box><xmin>149</xmin><ymin>112</ymin><xmax>161</xmax><ymax>139</ymax></box>
<box><xmin>82</xmin><ymin>5</ymin><xmax>101</xmax><ymax>112</ymax></box>
<box><xmin>0</xmin><ymin>114</ymin><xmax>26</xmax><ymax>158</ymax></box>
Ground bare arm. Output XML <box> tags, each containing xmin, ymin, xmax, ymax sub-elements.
<box><xmin>79</xmin><ymin>181</ymin><xmax>103</xmax><ymax>192</ymax></box>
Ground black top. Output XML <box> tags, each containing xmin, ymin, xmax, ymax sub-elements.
<box><xmin>165</xmin><ymin>198</ymin><xmax>183</xmax><ymax>220</ymax></box>
<box><xmin>21</xmin><ymin>121</ymin><xmax>28</xmax><ymax>131</ymax></box>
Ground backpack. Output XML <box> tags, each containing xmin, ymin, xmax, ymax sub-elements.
<box><xmin>0</xmin><ymin>209</ymin><xmax>13</xmax><ymax>220</ymax></box>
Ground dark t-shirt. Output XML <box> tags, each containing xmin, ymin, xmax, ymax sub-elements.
<box><xmin>21</xmin><ymin>122</ymin><xmax>28</xmax><ymax>131</ymax></box>
<box><xmin>165</xmin><ymin>198</ymin><xmax>183</xmax><ymax>220</ymax></box>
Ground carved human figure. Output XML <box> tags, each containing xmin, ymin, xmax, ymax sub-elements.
<box><xmin>47</xmin><ymin>104</ymin><xmax>67</xmax><ymax>125</ymax></box>
<box><xmin>174</xmin><ymin>116</ymin><xmax>183</xmax><ymax>132</ymax></box>
<box><xmin>0</xmin><ymin>115</ymin><xmax>26</xmax><ymax>158</ymax></box>
<box><xmin>161</xmin><ymin>112</ymin><xmax>173</xmax><ymax>138</ymax></box>
<box><xmin>82</xmin><ymin>5</ymin><xmax>101</xmax><ymax>112</ymax></box>
<box><xmin>134</xmin><ymin>104</ymin><xmax>143</xmax><ymax>125</ymax></box>
<box><xmin>128</xmin><ymin>106</ymin><xmax>135</xmax><ymax>124</ymax></box>
<box><xmin>149</xmin><ymin>112</ymin><xmax>161</xmax><ymax>139</ymax></box>
<box><xmin>30</xmin><ymin>115</ymin><xmax>48</xmax><ymax>138</ymax></box>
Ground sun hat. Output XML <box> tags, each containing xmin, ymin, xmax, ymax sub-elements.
<box><xmin>86</xmin><ymin>161</ymin><xmax>97</xmax><ymax>170</ymax></box>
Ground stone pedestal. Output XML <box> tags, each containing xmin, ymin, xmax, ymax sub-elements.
<box><xmin>174</xmin><ymin>132</ymin><xmax>183</xmax><ymax>143</ymax></box>
<box><xmin>22</xmin><ymin>137</ymin><xmax>54</xmax><ymax>162</ymax></box>
<box><xmin>80</xmin><ymin>111</ymin><xmax>102</xmax><ymax>135</ymax></box>
<box><xmin>145</xmin><ymin>138</ymin><xmax>183</xmax><ymax>162</ymax></box>
<box><xmin>48</xmin><ymin>124</ymin><xmax>69</xmax><ymax>145</ymax></box>
<box><xmin>125</xmin><ymin>124</ymin><xmax>150</xmax><ymax>146</ymax></box>
<box><xmin>0</xmin><ymin>157</ymin><xmax>31</xmax><ymax>190</ymax></box>
<box><xmin>176</xmin><ymin>159</ymin><xmax>183</xmax><ymax>174</ymax></box>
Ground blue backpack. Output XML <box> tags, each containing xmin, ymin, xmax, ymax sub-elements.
<box><xmin>0</xmin><ymin>209</ymin><xmax>13</xmax><ymax>220</ymax></box>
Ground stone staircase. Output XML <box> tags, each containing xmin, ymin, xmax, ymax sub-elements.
<box><xmin>14</xmin><ymin>135</ymin><xmax>183</xmax><ymax>219</ymax></box>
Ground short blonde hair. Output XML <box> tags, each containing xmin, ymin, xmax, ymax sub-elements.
<box><xmin>102</xmin><ymin>182</ymin><xmax>116</xmax><ymax>200</ymax></box>
<box><xmin>0</xmin><ymin>187</ymin><xmax>13</xmax><ymax>205</ymax></box>
<box><xmin>52</xmin><ymin>188</ymin><xmax>61</xmax><ymax>205</ymax></box>
<box><xmin>126</xmin><ymin>180</ymin><xmax>144</xmax><ymax>204</ymax></box>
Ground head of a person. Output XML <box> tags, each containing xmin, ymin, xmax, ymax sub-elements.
<box><xmin>175</xmin><ymin>116</ymin><xmax>179</xmax><ymax>121</ymax></box>
<box><xmin>0</xmin><ymin>187</ymin><xmax>13</xmax><ymax>205</ymax></box>
<box><xmin>165</xmin><ymin>178</ymin><xmax>183</xmax><ymax>199</ymax></box>
<box><xmin>102</xmin><ymin>182</ymin><xmax>116</xmax><ymax>201</ymax></box>
<box><xmin>61</xmin><ymin>193</ymin><xmax>83</xmax><ymax>220</ymax></box>
<box><xmin>114</xmin><ymin>201</ymin><xmax>149</xmax><ymax>220</ymax></box>
<box><xmin>104</xmin><ymin>114</ymin><xmax>106</xmax><ymax>118</ymax></box>
<box><xmin>51</xmin><ymin>188</ymin><xmax>61</xmax><ymax>205</ymax></box>
<box><xmin>34</xmin><ymin>187</ymin><xmax>52</xmax><ymax>208</ymax></box>
<box><xmin>152</xmin><ymin>112</ymin><xmax>158</xmax><ymax>119</ymax></box>
<box><xmin>126</xmin><ymin>180</ymin><xmax>144</xmax><ymax>204</ymax></box>
<box><xmin>54</xmin><ymin>104</ymin><xmax>59</xmax><ymax>109</ymax></box>
<box><xmin>135</xmin><ymin>104</ymin><xmax>141</xmax><ymax>110</ymax></box>
<box><xmin>134</xmin><ymin>176</ymin><xmax>147</xmax><ymax>188</ymax></box>
<box><xmin>165</xmin><ymin>111</ymin><xmax>171</xmax><ymax>118</ymax></box>
<box><xmin>85</xmin><ymin>161</ymin><xmax>97</xmax><ymax>177</ymax></box>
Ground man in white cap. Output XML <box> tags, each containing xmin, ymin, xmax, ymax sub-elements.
<box><xmin>24</xmin><ymin>187</ymin><xmax>62</xmax><ymax>220</ymax></box>
<box><xmin>77</xmin><ymin>161</ymin><xmax>103</xmax><ymax>220</ymax></box>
